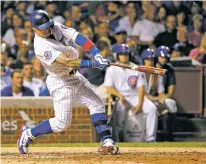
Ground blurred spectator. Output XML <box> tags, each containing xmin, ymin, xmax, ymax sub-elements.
<box><xmin>172</xmin><ymin>26</ymin><xmax>194</xmax><ymax>57</ymax></box>
<box><xmin>112</xmin><ymin>27</ymin><xmax>127</xmax><ymax>53</ymax></box>
<box><xmin>189</xmin><ymin>35</ymin><xmax>206</xmax><ymax>64</ymax></box>
<box><xmin>188</xmin><ymin>2</ymin><xmax>201</xmax><ymax>26</ymax></box>
<box><xmin>118</xmin><ymin>2</ymin><xmax>138</xmax><ymax>37</ymax></box>
<box><xmin>46</xmin><ymin>2</ymin><xmax>65</xmax><ymax>24</ymax></box>
<box><xmin>166</xmin><ymin>1</ymin><xmax>189</xmax><ymax>21</ymax></box>
<box><xmin>94</xmin><ymin>21</ymin><xmax>116</xmax><ymax>44</ymax></box>
<box><xmin>157</xmin><ymin>6</ymin><xmax>167</xmax><ymax>25</ymax></box>
<box><xmin>24</xmin><ymin>20</ymin><xmax>34</xmax><ymax>47</ymax></box>
<box><xmin>87</xmin><ymin>40</ymin><xmax>112</xmax><ymax>86</ymax></box>
<box><xmin>22</xmin><ymin>62</ymin><xmax>45</xmax><ymax>96</ymax></box>
<box><xmin>127</xmin><ymin>40</ymin><xmax>143</xmax><ymax>65</ymax></box>
<box><xmin>17</xmin><ymin>1</ymin><xmax>28</xmax><ymax>20</ymax></box>
<box><xmin>154</xmin><ymin>15</ymin><xmax>178</xmax><ymax>49</ymax></box>
<box><xmin>71</xmin><ymin>4</ymin><xmax>82</xmax><ymax>29</ymax></box>
<box><xmin>202</xmin><ymin>1</ymin><xmax>206</xmax><ymax>32</ymax></box>
<box><xmin>107</xmin><ymin>2</ymin><xmax>122</xmax><ymax>31</ymax></box>
<box><xmin>1</xmin><ymin>7</ymin><xmax>13</xmax><ymax>36</ymax></box>
<box><xmin>1</xmin><ymin>52</ymin><xmax>13</xmax><ymax>90</ymax></box>
<box><xmin>188</xmin><ymin>14</ymin><xmax>203</xmax><ymax>47</ymax></box>
<box><xmin>3</xmin><ymin>13</ymin><xmax>24</xmax><ymax>47</ymax></box>
<box><xmin>1</xmin><ymin>69</ymin><xmax>34</xmax><ymax>97</ymax></box>
<box><xmin>10</xmin><ymin>40</ymin><xmax>32</xmax><ymax>69</ymax></box>
<box><xmin>132</xmin><ymin>4</ymin><xmax>165</xmax><ymax>52</ymax></box>
<box><xmin>176</xmin><ymin>10</ymin><xmax>187</xmax><ymax>29</ymax></box>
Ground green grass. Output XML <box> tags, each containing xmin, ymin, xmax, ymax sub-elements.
<box><xmin>2</xmin><ymin>142</ymin><xmax>206</xmax><ymax>148</ymax></box>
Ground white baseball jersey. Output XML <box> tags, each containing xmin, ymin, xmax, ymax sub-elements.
<box><xmin>104</xmin><ymin>63</ymin><xmax>158</xmax><ymax>141</ymax></box>
<box><xmin>104</xmin><ymin>63</ymin><xmax>145</xmax><ymax>97</ymax></box>
<box><xmin>34</xmin><ymin>22</ymin><xmax>79</xmax><ymax>77</ymax></box>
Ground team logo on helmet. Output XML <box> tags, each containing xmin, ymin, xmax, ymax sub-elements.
<box><xmin>44</xmin><ymin>51</ymin><xmax>52</xmax><ymax>60</ymax></box>
<box><xmin>128</xmin><ymin>76</ymin><xmax>137</xmax><ymax>88</ymax></box>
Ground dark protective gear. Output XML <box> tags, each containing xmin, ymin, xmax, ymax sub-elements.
<box><xmin>29</xmin><ymin>10</ymin><xmax>54</xmax><ymax>30</ymax></box>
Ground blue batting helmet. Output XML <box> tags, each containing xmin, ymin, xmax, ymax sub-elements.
<box><xmin>115</xmin><ymin>44</ymin><xmax>130</xmax><ymax>54</ymax></box>
<box><xmin>29</xmin><ymin>10</ymin><xmax>54</xmax><ymax>30</ymax></box>
<box><xmin>141</xmin><ymin>48</ymin><xmax>155</xmax><ymax>60</ymax></box>
<box><xmin>154</xmin><ymin>46</ymin><xmax>171</xmax><ymax>58</ymax></box>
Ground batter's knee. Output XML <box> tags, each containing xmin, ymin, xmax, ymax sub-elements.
<box><xmin>165</xmin><ymin>99</ymin><xmax>177</xmax><ymax>113</ymax></box>
<box><xmin>49</xmin><ymin>117</ymin><xmax>72</xmax><ymax>133</ymax></box>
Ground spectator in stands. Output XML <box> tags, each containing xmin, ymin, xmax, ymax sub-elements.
<box><xmin>87</xmin><ymin>40</ymin><xmax>112</xmax><ymax>86</ymax></box>
<box><xmin>112</xmin><ymin>27</ymin><xmax>127</xmax><ymax>54</ymax></box>
<box><xmin>154</xmin><ymin>15</ymin><xmax>178</xmax><ymax>49</ymax></box>
<box><xmin>176</xmin><ymin>10</ymin><xmax>187</xmax><ymax>30</ymax></box>
<box><xmin>10</xmin><ymin>40</ymin><xmax>30</xmax><ymax>69</ymax></box>
<box><xmin>1</xmin><ymin>7</ymin><xmax>13</xmax><ymax>36</ymax></box>
<box><xmin>188</xmin><ymin>14</ymin><xmax>203</xmax><ymax>48</ymax></box>
<box><xmin>132</xmin><ymin>4</ymin><xmax>165</xmax><ymax>53</ymax></box>
<box><xmin>189</xmin><ymin>34</ymin><xmax>206</xmax><ymax>64</ymax></box>
<box><xmin>17</xmin><ymin>1</ymin><xmax>28</xmax><ymax>20</ymax></box>
<box><xmin>188</xmin><ymin>2</ymin><xmax>201</xmax><ymax>26</ymax></box>
<box><xmin>154</xmin><ymin>46</ymin><xmax>177</xmax><ymax>141</ymax></box>
<box><xmin>166</xmin><ymin>1</ymin><xmax>189</xmax><ymax>20</ymax></box>
<box><xmin>157</xmin><ymin>6</ymin><xmax>167</xmax><ymax>25</ymax></box>
<box><xmin>118</xmin><ymin>2</ymin><xmax>138</xmax><ymax>37</ymax></box>
<box><xmin>24</xmin><ymin>20</ymin><xmax>34</xmax><ymax>47</ymax></box>
<box><xmin>202</xmin><ymin>1</ymin><xmax>206</xmax><ymax>32</ymax></box>
<box><xmin>22</xmin><ymin>62</ymin><xmax>45</xmax><ymax>96</ymax></box>
<box><xmin>172</xmin><ymin>26</ymin><xmax>194</xmax><ymax>57</ymax></box>
<box><xmin>96</xmin><ymin>21</ymin><xmax>116</xmax><ymax>45</ymax></box>
<box><xmin>1</xmin><ymin>69</ymin><xmax>34</xmax><ymax>97</ymax></box>
<box><xmin>1</xmin><ymin>52</ymin><xmax>12</xmax><ymax>90</ymax></box>
<box><xmin>107</xmin><ymin>2</ymin><xmax>122</xmax><ymax>31</ymax></box>
<box><xmin>3</xmin><ymin>13</ymin><xmax>24</xmax><ymax>47</ymax></box>
<box><xmin>127</xmin><ymin>39</ymin><xmax>143</xmax><ymax>65</ymax></box>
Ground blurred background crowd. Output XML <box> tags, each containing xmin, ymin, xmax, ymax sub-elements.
<box><xmin>1</xmin><ymin>0</ymin><xmax>206</xmax><ymax>97</ymax></box>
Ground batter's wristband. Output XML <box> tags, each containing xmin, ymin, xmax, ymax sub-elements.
<box><xmin>80</xmin><ymin>60</ymin><xmax>97</xmax><ymax>68</ymax></box>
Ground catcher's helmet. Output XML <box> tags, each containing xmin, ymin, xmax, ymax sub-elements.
<box><xmin>115</xmin><ymin>44</ymin><xmax>131</xmax><ymax>60</ymax></box>
<box><xmin>29</xmin><ymin>10</ymin><xmax>54</xmax><ymax>30</ymax></box>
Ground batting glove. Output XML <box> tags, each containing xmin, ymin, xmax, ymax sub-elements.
<box><xmin>93</xmin><ymin>54</ymin><xmax>109</xmax><ymax>69</ymax></box>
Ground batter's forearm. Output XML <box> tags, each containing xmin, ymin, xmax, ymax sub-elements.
<box><xmin>74</xmin><ymin>33</ymin><xmax>100</xmax><ymax>57</ymax></box>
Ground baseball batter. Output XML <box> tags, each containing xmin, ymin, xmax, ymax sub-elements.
<box><xmin>17</xmin><ymin>10</ymin><xmax>119</xmax><ymax>155</ymax></box>
<box><xmin>104</xmin><ymin>44</ymin><xmax>158</xmax><ymax>142</ymax></box>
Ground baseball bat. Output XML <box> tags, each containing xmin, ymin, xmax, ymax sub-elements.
<box><xmin>109</xmin><ymin>62</ymin><xmax>167</xmax><ymax>75</ymax></box>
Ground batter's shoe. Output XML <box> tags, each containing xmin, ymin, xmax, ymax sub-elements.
<box><xmin>98</xmin><ymin>138</ymin><xmax>120</xmax><ymax>155</ymax></box>
<box><xmin>17</xmin><ymin>126</ymin><xmax>35</xmax><ymax>154</ymax></box>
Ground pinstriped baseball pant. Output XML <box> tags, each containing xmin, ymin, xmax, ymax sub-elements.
<box><xmin>46</xmin><ymin>72</ymin><xmax>105</xmax><ymax>133</ymax></box>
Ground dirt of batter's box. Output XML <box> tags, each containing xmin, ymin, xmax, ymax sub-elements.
<box><xmin>1</xmin><ymin>147</ymin><xmax>206</xmax><ymax>164</ymax></box>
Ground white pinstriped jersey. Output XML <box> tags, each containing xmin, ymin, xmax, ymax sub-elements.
<box><xmin>34</xmin><ymin>22</ymin><xmax>79</xmax><ymax>77</ymax></box>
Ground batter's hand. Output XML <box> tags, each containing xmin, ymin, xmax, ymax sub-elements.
<box><xmin>94</xmin><ymin>54</ymin><xmax>109</xmax><ymax>69</ymax></box>
<box><xmin>94</xmin><ymin>54</ymin><xmax>109</xmax><ymax>65</ymax></box>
